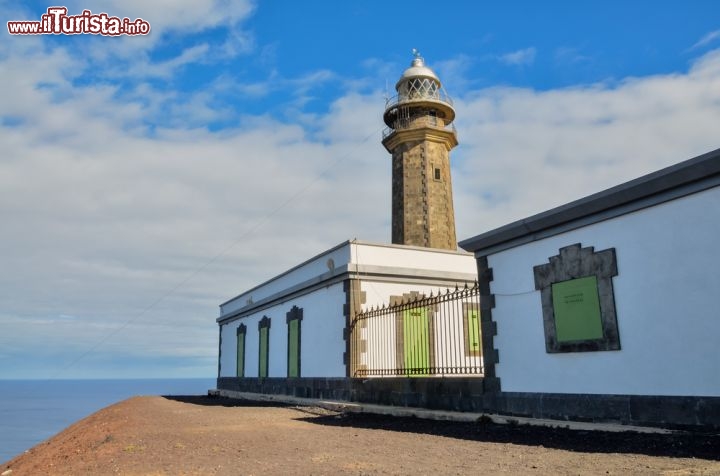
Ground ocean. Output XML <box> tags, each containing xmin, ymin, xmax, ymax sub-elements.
<box><xmin>0</xmin><ymin>378</ymin><xmax>216</xmax><ymax>464</ymax></box>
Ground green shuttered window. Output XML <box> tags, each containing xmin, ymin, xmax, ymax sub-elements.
<box><xmin>403</xmin><ymin>307</ymin><xmax>430</xmax><ymax>375</ymax></box>
<box><xmin>288</xmin><ymin>319</ymin><xmax>300</xmax><ymax>377</ymax></box>
<box><xmin>236</xmin><ymin>324</ymin><xmax>246</xmax><ymax>378</ymax></box>
<box><xmin>286</xmin><ymin>306</ymin><xmax>303</xmax><ymax>378</ymax></box>
<box><xmin>258</xmin><ymin>317</ymin><xmax>271</xmax><ymax>378</ymax></box>
<box><xmin>465</xmin><ymin>306</ymin><xmax>482</xmax><ymax>357</ymax></box>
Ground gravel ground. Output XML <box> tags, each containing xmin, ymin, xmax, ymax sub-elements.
<box><xmin>3</xmin><ymin>395</ymin><xmax>720</xmax><ymax>475</ymax></box>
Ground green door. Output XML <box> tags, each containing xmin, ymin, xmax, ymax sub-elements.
<box><xmin>403</xmin><ymin>308</ymin><xmax>429</xmax><ymax>375</ymax></box>
<box><xmin>259</xmin><ymin>326</ymin><xmax>269</xmax><ymax>378</ymax></box>
<box><xmin>466</xmin><ymin>307</ymin><xmax>481</xmax><ymax>356</ymax></box>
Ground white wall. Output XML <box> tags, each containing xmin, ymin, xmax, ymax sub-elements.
<box><xmin>219</xmin><ymin>282</ymin><xmax>347</xmax><ymax>378</ymax></box>
<box><xmin>487</xmin><ymin>186</ymin><xmax>720</xmax><ymax>396</ymax></box>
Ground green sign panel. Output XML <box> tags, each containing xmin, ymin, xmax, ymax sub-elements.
<box><xmin>551</xmin><ymin>276</ymin><xmax>603</xmax><ymax>343</ymax></box>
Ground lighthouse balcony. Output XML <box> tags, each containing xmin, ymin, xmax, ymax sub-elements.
<box><xmin>382</xmin><ymin>114</ymin><xmax>457</xmax><ymax>140</ymax></box>
<box><xmin>383</xmin><ymin>92</ymin><xmax>456</xmax><ymax>128</ymax></box>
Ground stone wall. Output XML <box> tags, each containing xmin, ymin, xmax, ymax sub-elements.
<box><xmin>390</xmin><ymin>137</ymin><xmax>456</xmax><ymax>250</ymax></box>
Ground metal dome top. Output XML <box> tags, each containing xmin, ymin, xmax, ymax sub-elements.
<box><xmin>382</xmin><ymin>49</ymin><xmax>456</xmax><ymax>131</ymax></box>
<box><xmin>396</xmin><ymin>51</ymin><xmax>441</xmax><ymax>89</ymax></box>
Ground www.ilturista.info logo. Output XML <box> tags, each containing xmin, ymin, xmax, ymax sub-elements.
<box><xmin>7</xmin><ymin>7</ymin><xmax>150</xmax><ymax>36</ymax></box>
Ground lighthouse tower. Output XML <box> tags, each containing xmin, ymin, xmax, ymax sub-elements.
<box><xmin>382</xmin><ymin>51</ymin><xmax>459</xmax><ymax>250</ymax></box>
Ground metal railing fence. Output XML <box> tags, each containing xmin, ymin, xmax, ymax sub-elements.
<box><xmin>349</xmin><ymin>283</ymin><xmax>483</xmax><ymax>378</ymax></box>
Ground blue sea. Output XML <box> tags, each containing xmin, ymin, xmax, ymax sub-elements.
<box><xmin>0</xmin><ymin>378</ymin><xmax>216</xmax><ymax>464</ymax></box>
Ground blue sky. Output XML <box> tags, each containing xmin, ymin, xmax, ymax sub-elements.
<box><xmin>2</xmin><ymin>1</ymin><xmax>720</xmax><ymax>379</ymax></box>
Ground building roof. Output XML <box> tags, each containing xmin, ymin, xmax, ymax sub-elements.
<box><xmin>218</xmin><ymin>239</ymin><xmax>475</xmax><ymax>323</ymax></box>
<box><xmin>459</xmin><ymin>147</ymin><xmax>720</xmax><ymax>256</ymax></box>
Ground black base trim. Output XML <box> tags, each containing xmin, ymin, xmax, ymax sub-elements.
<box><xmin>217</xmin><ymin>377</ymin><xmax>720</xmax><ymax>430</ymax></box>
<box><xmin>217</xmin><ymin>377</ymin><xmax>491</xmax><ymax>412</ymax></box>
<box><xmin>495</xmin><ymin>392</ymin><xmax>720</xmax><ymax>430</ymax></box>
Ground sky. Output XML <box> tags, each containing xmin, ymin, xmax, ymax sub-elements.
<box><xmin>2</xmin><ymin>1</ymin><xmax>720</xmax><ymax>379</ymax></box>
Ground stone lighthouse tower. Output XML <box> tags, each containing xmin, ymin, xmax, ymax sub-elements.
<box><xmin>382</xmin><ymin>51</ymin><xmax>458</xmax><ymax>250</ymax></box>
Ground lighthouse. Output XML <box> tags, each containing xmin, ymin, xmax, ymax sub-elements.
<box><xmin>382</xmin><ymin>51</ymin><xmax>459</xmax><ymax>250</ymax></box>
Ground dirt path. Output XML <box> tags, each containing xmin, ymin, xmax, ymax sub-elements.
<box><xmin>3</xmin><ymin>395</ymin><xmax>720</xmax><ymax>475</ymax></box>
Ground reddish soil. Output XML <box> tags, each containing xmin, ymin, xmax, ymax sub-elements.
<box><xmin>3</xmin><ymin>395</ymin><xmax>720</xmax><ymax>475</ymax></box>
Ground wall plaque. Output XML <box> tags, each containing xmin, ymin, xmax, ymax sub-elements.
<box><xmin>534</xmin><ymin>244</ymin><xmax>620</xmax><ymax>353</ymax></box>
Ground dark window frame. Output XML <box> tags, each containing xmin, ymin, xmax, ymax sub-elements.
<box><xmin>533</xmin><ymin>243</ymin><xmax>620</xmax><ymax>353</ymax></box>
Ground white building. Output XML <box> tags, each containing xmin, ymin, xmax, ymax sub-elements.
<box><xmin>459</xmin><ymin>147</ymin><xmax>720</xmax><ymax>427</ymax></box>
<box><xmin>217</xmin><ymin>240</ymin><xmax>476</xmax><ymax>380</ymax></box>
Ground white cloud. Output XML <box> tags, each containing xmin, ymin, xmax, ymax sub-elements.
<box><xmin>222</xmin><ymin>68</ymin><xmax>339</xmax><ymax>108</ymax></box>
<box><xmin>12</xmin><ymin>0</ymin><xmax>259</xmax><ymax>82</ymax></box>
<box><xmin>433</xmin><ymin>54</ymin><xmax>477</xmax><ymax>94</ymax></box>
<box><xmin>499</xmin><ymin>47</ymin><xmax>537</xmax><ymax>66</ymax></box>
<box><xmin>131</xmin><ymin>43</ymin><xmax>211</xmax><ymax>78</ymax></box>
<box><xmin>66</xmin><ymin>0</ymin><xmax>256</xmax><ymax>36</ymax></box>
<box><xmin>0</xmin><ymin>37</ymin><xmax>388</xmax><ymax>377</ymax></box>
<box><xmin>690</xmin><ymin>29</ymin><xmax>720</xmax><ymax>50</ymax></box>
<box><xmin>554</xmin><ymin>46</ymin><xmax>591</xmax><ymax>64</ymax></box>
<box><xmin>453</xmin><ymin>48</ymin><xmax>720</xmax><ymax>239</ymax></box>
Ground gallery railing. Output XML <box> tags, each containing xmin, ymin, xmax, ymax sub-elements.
<box><xmin>384</xmin><ymin>90</ymin><xmax>454</xmax><ymax>110</ymax></box>
<box><xmin>349</xmin><ymin>283</ymin><xmax>483</xmax><ymax>377</ymax></box>
<box><xmin>381</xmin><ymin>115</ymin><xmax>457</xmax><ymax>140</ymax></box>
